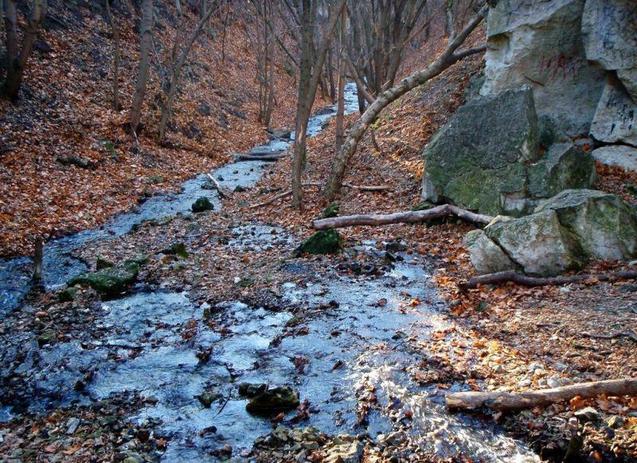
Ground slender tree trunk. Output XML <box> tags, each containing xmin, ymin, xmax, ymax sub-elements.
<box><xmin>335</xmin><ymin>11</ymin><xmax>346</xmax><ymax>151</ymax></box>
<box><xmin>129</xmin><ymin>0</ymin><xmax>154</xmax><ymax>135</ymax></box>
<box><xmin>105</xmin><ymin>0</ymin><xmax>121</xmax><ymax>110</ymax></box>
<box><xmin>323</xmin><ymin>7</ymin><xmax>487</xmax><ymax>201</ymax></box>
<box><xmin>158</xmin><ymin>2</ymin><xmax>216</xmax><ymax>143</ymax></box>
<box><xmin>2</xmin><ymin>0</ymin><xmax>47</xmax><ymax>101</ymax></box>
<box><xmin>291</xmin><ymin>0</ymin><xmax>347</xmax><ymax>209</ymax></box>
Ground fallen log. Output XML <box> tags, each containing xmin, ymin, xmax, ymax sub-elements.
<box><xmin>206</xmin><ymin>173</ymin><xmax>229</xmax><ymax>199</ymax></box>
<box><xmin>446</xmin><ymin>378</ymin><xmax>637</xmax><ymax>412</ymax></box>
<box><xmin>464</xmin><ymin>270</ymin><xmax>637</xmax><ymax>289</ymax></box>
<box><xmin>234</xmin><ymin>152</ymin><xmax>287</xmax><ymax>162</ymax></box>
<box><xmin>312</xmin><ymin>204</ymin><xmax>494</xmax><ymax>229</ymax></box>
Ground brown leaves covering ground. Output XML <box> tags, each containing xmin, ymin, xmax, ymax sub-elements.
<box><xmin>0</xmin><ymin>2</ymin><xmax>300</xmax><ymax>257</ymax></box>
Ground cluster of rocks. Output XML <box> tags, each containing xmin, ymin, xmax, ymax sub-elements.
<box><xmin>420</xmin><ymin>0</ymin><xmax>637</xmax><ymax>275</ymax></box>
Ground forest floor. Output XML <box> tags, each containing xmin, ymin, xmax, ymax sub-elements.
<box><xmin>1</xmin><ymin>6</ymin><xmax>637</xmax><ymax>462</ymax></box>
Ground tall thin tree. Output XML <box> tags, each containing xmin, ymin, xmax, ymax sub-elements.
<box><xmin>129</xmin><ymin>0</ymin><xmax>154</xmax><ymax>135</ymax></box>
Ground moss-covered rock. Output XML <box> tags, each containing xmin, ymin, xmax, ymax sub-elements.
<box><xmin>95</xmin><ymin>256</ymin><xmax>114</xmax><ymax>270</ymax></box>
<box><xmin>245</xmin><ymin>386</ymin><xmax>300</xmax><ymax>416</ymax></box>
<box><xmin>191</xmin><ymin>196</ymin><xmax>213</xmax><ymax>213</ymax></box>
<box><xmin>296</xmin><ymin>230</ymin><xmax>342</xmax><ymax>256</ymax></box>
<box><xmin>58</xmin><ymin>287</ymin><xmax>78</xmax><ymax>302</ymax></box>
<box><xmin>322</xmin><ymin>203</ymin><xmax>340</xmax><ymax>218</ymax></box>
<box><xmin>69</xmin><ymin>261</ymin><xmax>140</xmax><ymax>298</ymax></box>
<box><xmin>535</xmin><ymin>189</ymin><xmax>637</xmax><ymax>260</ymax></box>
<box><xmin>164</xmin><ymin>243</ymin><xmax>189</xmax><ymax>259</ymax></box>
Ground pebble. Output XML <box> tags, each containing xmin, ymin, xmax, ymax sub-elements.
<box><xmin>518</xmin><ymin>379</ymin><xmax>532</xmax><ymax>388</ymax></box>
<box><xmin>575</xmin><ymin>407</ymin><xmax>600</xmax><ymax>423</ymax></box>
<box><xmin>66</xmin><ymin>417</ymin><xmax>80</xmax><ymax>435</ymax></box>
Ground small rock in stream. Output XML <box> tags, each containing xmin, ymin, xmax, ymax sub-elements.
<box><xmin>244</xmin><ymin>385</ymin><xmax>300</xmax><ymax>416</ymax></box>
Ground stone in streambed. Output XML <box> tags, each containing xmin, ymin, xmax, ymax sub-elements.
<box><xmin>68</xmin><ymin>261</ymin><xmax>140</xmax><ymax>298</ymax></box>
<box><xmin>296</xmin><ymin>230</ymin><xmax>342</xmax><ymax>256</ymax></box>
<box><xmin>191</xmin><ymin>196</ymin><xmax>214</xmax><ymax>213</ymax></box>
<box><xmin>244</xmin><ymin>385</ymin><xmax>300</xmax><ymax>416</ymax></box>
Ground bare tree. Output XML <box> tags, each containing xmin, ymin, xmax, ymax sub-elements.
<box><xmin>334</xmin><ymin>9</ymin><xmax>346</xmax><ymax>151</ymax></box>
<box><xmin>323</xmin><ymin>5</ymin><xmax>487</xmax><ymax>201</ymax></box>
<box><xmin>253</xmin><ymin>0</ymin><xmax>276</xmax><ymax>128</ymax></box>
<box><xmin>1</xmin><ymin>0</ymin><xmax>47</xmax><ymax>101</ymax></box>
<box><xmin>129</xmin><ymin>0</ymin><xmax>154</xmax><ymax>135</ymax></box>
<box><xmin>105</xmin><ymin>0</ymin><xmax>121</xmax><ymax>110</ymax></box>
<box><xmin>158</xmin><ymin>1</ymin><xmax>217</xmax><ymax>143</ymax></box>
<box><xmin>291</xmin><ymin>0</ymin><xmax>347</xmax><ymax>210</ymax></box>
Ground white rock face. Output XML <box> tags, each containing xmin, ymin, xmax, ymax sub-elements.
<box><xmin>590</xmin><ymin>78</ymin><xmax>637</xmax><ymax>147</ymax></box>
<box><xmin>582</xmin><ymin>0</ymin><xmax>637</xmax><ymax>100</ymax></box>
<box><xmin>463</xmin><ymin>229</ymin><xmax>516</xmax><ymax>274</ymax></box>
<box><xmin>592</xmin><ymin>145</ymin><xmax>637</xmax><ymax>173</ymax></box>
<box><xmin>480</xmin><ymin>0</ymin><xmax>605</xmax><ymax>136</ymax></box>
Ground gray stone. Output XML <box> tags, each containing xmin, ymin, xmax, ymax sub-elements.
<box><xmin>485</xmin><ymin>210</ymin><xmax>585</xmax><ymax>276</ymax></box>
<box><xmin>481</xmin><ymin>0</ymin><xmax>605</xmax><ymax>136</ymax></box>
<box><xmin>463</xmin><ymin>229</ymin><xmax>516</xmax><ymax>275</ymax></box>
<box><xmin>590</xmin><ymin>78</ymin><xmax>637</xmax><ymax>147</ymax></box>
<box><xmin>592</xmin><ymin>145</ymin><xmax>637</xmax><ymax>173</ymax></box>
<box><xmin>582</xmin><ymin>0</ymin><xmax>637</xmax><ymax>100</ymax></box>
<box><xmin>575</xmin><ymin>406</ymin><xmax>600</xmax><ymax>423</ymax></box>
<box><xmin>324</xmin><ymin>438</ymin><xmax>363</xmax><ymax>463</ymax></box>
<box><xmin>421</xmin><ymin>88</ymin><xmax>539</xmax><ymax>215</ymax></box>
<box><xmin>528</xmin><ymin>142</ymin><xmax>596</xmax><ymax>198</ymax></box>
<box><xmin>535</xmin><ymin>189</ymin><xmax>637</xmax><ymax>260</ymax></box>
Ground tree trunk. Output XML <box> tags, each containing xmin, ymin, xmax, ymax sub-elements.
<box><xmin>105</xmin><ymin>0</ymin><xmax>121</xmax><ymax>111</ymax></box>
<box><xmin>446</xmin><ymin>379</ymin><xmax>637</xmax><ymax>412</ymax></box>
<box><xmin>323</xmin><ymin>6</ymin><xmax>487</xmax><ymax>201</ymax></box>
<box><xmin>463</xmin><ymin>270</ymin><xmax>637</xmax><ymax>289</ymax></box>
<box><xmin>335</xmin><ymin>10</ymin><xmax>346</xmax><ymax>152</ymax></box>
<box><xmin>2</xmin><ymin>0</ymin><xmax>47</xmax><ymax>101</ymax></box>
<box><xmin>129</xmin><ymin>0</ymin><xmax>154</xmax><ymax>135</ymax></box>
<box><xmin>291</xmin><ymin>0</ymin><xmax>347</xmax><ymax>210</ymax></box>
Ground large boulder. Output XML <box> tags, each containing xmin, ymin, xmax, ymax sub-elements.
<box><xmin>465</xmin><ymin>190</ymin><xmax>637</xmax><ymax>275</ymax></box>
<box><xmin>481</xmin><ymin>0</ymin><xmax>605</xmax><ymax>136</ymax></box>
<box><xmin>589</xmin><ymin>77</ymin><xmax>637</xmax><ymax>147</ymax></box>
<box><xmin>535</xmin><ymin>189</ymin><xmax>637</xmax><ymax>260</ymax></box>
<box><xmin>422</xmin><ymin>88</ymin><xmax>539</xmax><ymax>215</ymax></box>
<box><xmin>69</xmin><ymin>261</ymin><xmax>140</xmax><ymax>298</ymax></box>
<box><xmin>484</xmin><ymin>211</ymin><xmax>585</xmax><ymax>276</ymax></box>
<box><xmin>421</xmin><ymin>88</ymin><xmax>595</xmax><ymax>215</ymax></box>
<box><xmin>581</xmin><ymin>0</ymin><xmax>637</xmax><ymax>101</ymax></box>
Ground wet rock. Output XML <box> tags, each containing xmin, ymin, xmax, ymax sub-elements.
<box><xmin>421</xmin><ymin>88</ymin><xmax>538</xmax><ymax>215</ymax></box>
<box><xmin>268</xmin><ymin>128</ymin><xmax>292</xmax><ymax>140</ymax></box>
<box><xmin>191</xmin><ymin>196</ymin><xmax>214</xmax><ymax>213</ymax></box>
<box><xmin>607</xmin><ymin>415</ymin><xmax>625</xmax><ymax>429</ymax></box>
<box><xmin>68</xmin><ymin>261</ymin><xmax>140</xmax><ymax>298</ymax></box>
<box><xmin>463</xmin><ymin>229</ymin><xmax>516</xmax><ymax>274</ymax></box>
<box><xmin>66</xmin><ymin>417</ymin><xmax>80</xmax><ymax>435</ymax></box>
<box><xmin>535</xmin><ymin>189</ymin><xmax>637</xmax><ymax>260</ymax></box>
<box><xmin>37</xmin><ymin>328</ymin><xmax>57</xmax><ymax>347</ymax></box>
<box><xmin>96</xmin><ymin>256</ymin><xmax>114</xmax><ymax>270</ymax></box>
<box><xmin>590</xmin><ymin>77</ymin><xmax>637</xmax><ymax>147</ymax></box>
<box><xmin>196</xmin><ymin>389</ymin><xmax>221</xmax><ymax>408</ymax></box>
<box><xmin>592</xmin><ymin>145</ymin><xmax>637</xmax><ymax>173</ymax></box>
<box><xmin>245</xmin><ymin>386</ymin><xmax>300</xmax><ymax>416</ymax></box>
<box><xmin>481</xmin><ymin>0</ymin><xmax>605</xmax><ymax>135</ymax></box>
<box><xmin>574</xmin><ymin>406</ymin><xmax>600</xmax><ymax>423</ymax></box>
<box><xmin>295</xmin><ymin>230</ymin><xmax>342</xmax><ymax>256</ymax></box>
<box><xmin>238</xmin><ymin>382</ymin><xmax>268</xmax><ymax>398</ymax></box>
<box><xmin>581</xmin><ymin>0</ymin><xmax>637</xmax><ymax>101</ymax></box>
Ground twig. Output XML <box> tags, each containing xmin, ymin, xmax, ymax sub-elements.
<box><xmin>206</xmin><ymin>173</ymin><xmax>229</xmax><ymax>199</ymax></box>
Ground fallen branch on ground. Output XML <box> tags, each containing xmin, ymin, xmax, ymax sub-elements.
<box><xmin>581</xmin><ymin>330</ymin><xmax>637</xmax><ymax>343</ymax></box>
<box><xmin>206</xmin><ymin>174</ymin><xmax>229</xmax><ymax>199</ymax></box>
<box><xmin>446</xmin><ymin>379</ymin><xmax>637</xmax><ymax>411</ymax></box>
<box><xmin>312</xmin><ymin>204</ymin><xmax>494</xmax><ymax>229</ymax></box>
<box><xmin>234</xmin><ymin>152</ymin><xmax>287</xmax><ymax>162</ymax></box>
<box><xmin>463</xmin><ymin>270</ymin><xmax>637</xmax><ymax>289</ymax></box>
<box><xmin>250</xmin><ymin>183</ymin><xmax>391</xmax><ymax>209</ymax></box>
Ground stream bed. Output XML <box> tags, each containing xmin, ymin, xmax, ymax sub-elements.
<box><xmin>0</xmin><ymin>84</ymin><xmax>540</xmax><ymax>462</ymax></box>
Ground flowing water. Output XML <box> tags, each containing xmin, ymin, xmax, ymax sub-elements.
<box><xmin>0</xmin><ymin>84</ymin><xmax>540</xmax><ymax>462</ymax></box>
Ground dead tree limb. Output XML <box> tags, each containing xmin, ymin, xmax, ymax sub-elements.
<box><xmin>234</xmin><ymin>152</ymin><xmax>288</xmax><ymax>162</ymax></box>
<box><xmin>206</xmin><ymin>173</ymin><xmax>229</xmax><ymax>199</ymax></box>
<box><xmin>312</xmin><ymin>204</ymin><xmax>494</xmax><ymax>229</ymax></box>
<box><xmin>446</xmin><ymin>379</ymin><xmax>637</xmax><ymax>412</ymax></box>
<box><xmin>464</xmin><ymin>270</ymin><xmax>637</xmax><ymax>289</ymax></box>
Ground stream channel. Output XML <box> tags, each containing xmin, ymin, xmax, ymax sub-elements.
<box><xmin>0</xmin><ymin>83</ymin><xmax>540</xmax><ymax>462</ymax></box>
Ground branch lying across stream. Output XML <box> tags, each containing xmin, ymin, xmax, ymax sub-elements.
<box><xmin>446</xmin><ymin>379</ymin><xmax>637</xmax><ymax>412</ymax></box>
<box><xmin>312</xmin><ymin>204</ymin><xmax>494</xmax><ymax>229</ymax></box>
<box><xmin>463</xmin><ymin>270</ymin><xmax>637</xmax><ymax>289</ymax></box>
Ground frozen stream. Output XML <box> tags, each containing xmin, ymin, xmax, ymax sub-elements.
<box><xmin>0</xmin><ymin>84</ymin><xmax>540</xmax><ymax>461</ymax></box>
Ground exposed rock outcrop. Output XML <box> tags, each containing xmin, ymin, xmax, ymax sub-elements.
<box><xmin>465</xmin><ymin>190</ymin><xmax>637</xmax><ymax>276</ymax></box>
<box><xmin>421</xmin><ymin>88</ymin><xmax>595</xmax><ymax>215</ymax></box>
<box><xmin>481</xmin><ymin>0</ymin><xmax>605</xmax><ymax>136</ymax></box>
